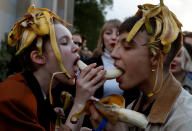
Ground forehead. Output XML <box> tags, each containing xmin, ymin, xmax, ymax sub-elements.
<box><xmin>119</xmin><ymin>31</ymin><xmax>150</xmax><ymax>46</ymax></box>
<box><xmin>104</xmin><ymin>26</ymin><xmax>118</xmax><ymax>32</ymax></box>
<box><xmin>54</xmin><ymin>24</ymin><xmax>72</xmax><ymax>40</ymax></box>
<box><xmin>72</xmin><ymin>35</ymin><xmax>82</xmax><ymax>41</ymax></box>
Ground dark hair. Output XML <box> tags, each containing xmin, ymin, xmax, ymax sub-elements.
<box><xmin>119</xmin><ymin>14</ymin><xmax>182</xmax><ymax>70</ymax></box>
<box><xmin>17</xmin><ymin>35</ymin><xmax>49</xmax><ymax>72</ymax></box>
<box><xmin>183</xmin><ymin>31</ymin><xmax>192</xmax><ymax>59</ymax></box>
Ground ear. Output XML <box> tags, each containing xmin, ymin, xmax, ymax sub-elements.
<box><xmin>30</xmin><ymin>50</ymin><xmax>46</xmax><ymax>65</ymax></box>
<box><xmin>150</xmin><ymin>52</ymin><xmax>167</xmax><ymax>67</ymax></box>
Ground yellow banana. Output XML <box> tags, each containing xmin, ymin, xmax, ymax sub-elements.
<box><xmin>160</xmin><ymin>6</ymin><xmax>180</xmax><ymax>46</ymax></box>
<box><xmin>31</xmin><ymin>16</ymin><xmax>49</xmax><ymax>36</ymax></box>
<box><xmin>126</xmin><ymin>17</ymin><xmax>145</xmax><ymax>42</ymax></box>
<box><xmin>16</xmin><ymin>29</ymin><xmax>37</xmax><ymax>55</ymax></box>
<box><xmin>36</xmin><ymin>37</ymin><xmax>43</xmax><ymax>56</ymax></box>
<box><xmin>60</xmin><ymin>91</ymin><xmax>72</xmax><ymax>111</ymax></box>
<box><xmin>43</xmin><ymin>11</ymin><xmax>71</xmax><ymax>78</ymax></box>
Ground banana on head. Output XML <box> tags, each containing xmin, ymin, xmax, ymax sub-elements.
<box><xmin>126</xmin><ymin>0</ymin><xmax>182</xmax><ymax>54</ymax></box>
<box><xmin>8</xmin><ymin>5</ymin><xmax>72</xmax><ymax>78</ymax></box>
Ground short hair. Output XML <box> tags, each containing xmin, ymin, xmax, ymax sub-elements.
<box><xmin>119</xmin><ymin>14</ymin><xmax>182</xmax><ymax>70</ymax></box>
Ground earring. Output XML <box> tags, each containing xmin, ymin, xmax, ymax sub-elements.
<box><xmin>152</xmin><ymin>68</ymin><xmax>155</xmax><ymax>72</ymax></box>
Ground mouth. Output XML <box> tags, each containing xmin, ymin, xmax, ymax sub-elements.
<box><xmin>114</xmin><ymin>65</ymin><xmax>125</xmax><ymax>83</ymax></box>
<box><xmin>171</xmin><ymin>63</ymin><xmax>177</xmax><ymax>69</ymax></box>
<box><xmin>111</xmin><ymin>43</ymin><xmax>116</xmax><ymax>48</ymax></box>
<box><xmin>72</xmin><ymin>56</ymin><xmax>80</xmax><ymax>77</ymax></box>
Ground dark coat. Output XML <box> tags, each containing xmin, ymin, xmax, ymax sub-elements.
<box><xmin>0</xmin><ymin>71</ymin><xmax>56</xmax><ymax>131</ymax></box>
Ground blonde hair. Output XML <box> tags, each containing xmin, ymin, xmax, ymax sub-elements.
<box><xmin>92</xmin><ymin>19</ymin><xmax>121</xmax><ymax>57</ymax></box>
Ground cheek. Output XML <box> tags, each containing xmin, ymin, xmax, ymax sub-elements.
<box><xmin>61</xmin><ymin>48</ymin><xmax>73</xmax><ymax>69</ymax></box>
<box><xmin>121</xmin><ymin>51</ymin><xmax>151</xmax><ymax>81</ymax></box>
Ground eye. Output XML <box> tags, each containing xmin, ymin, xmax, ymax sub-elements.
<box><xmin>105</xmin><ymin>31</ymin><xmax>112</xmax><ymax>35</ymax></box>
<box><xmin>60</xmin><ymin>38</ymin><xmax>68</xmax><ymax>45</ymax></box>
<box><xmin>123</xmin><ymin>46</ymin><xmax>132</xmax><ymax>50</ymax></box>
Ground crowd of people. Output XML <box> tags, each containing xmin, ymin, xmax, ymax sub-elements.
<box><xmin>1</xmin><ymin>0</ymin><xmax>192</xmax><ymax>131</ymax></box>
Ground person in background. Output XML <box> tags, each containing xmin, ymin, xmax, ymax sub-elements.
<box><xmin>88</xmin><ymin>1</ymin><xmax>192</xmax><ymax>130</ymax></box>
<box><xmin>171</xmin><ymin>46</ymin><xmax>192</xmax><ymax>94</ymax></box>
<box><xmin>0</xmin><ymin>6</ymin><xmax>106</xmax><ymax>131</ymax></box>
<box><xmin>183</xmin><ymin>31</ymin><xmax>192</xmax><ymax>79</ymax></box>
<box><xmin>85</xmin><ymin>19</ymin><xmax>139</xmax><ymax>100</ymax></box>
<box><xmin>72</xmin><ymin>33</ymin><xmax>83</xmax><ymax>53</ymax></box>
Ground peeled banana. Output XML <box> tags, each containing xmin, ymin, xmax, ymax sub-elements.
<box><xmin>70</xmin><ymin>94</ymin><xmax>148</xmax><ymax>129</ymax></box>
<box><xmin>77</xmin><ymin>60</ymin><xmax>123</xmax><ymax>80</ymax></box>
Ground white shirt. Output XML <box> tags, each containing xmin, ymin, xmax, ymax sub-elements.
<box><xmin>101</xmin><ymin>49</ymin><xmax>124</xmax><ymax>98</ymax></box>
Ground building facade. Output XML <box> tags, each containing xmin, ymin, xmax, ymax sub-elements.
<box><xmin>0</xmin><ymin>0</ymin><xmax>74</xmax><ymax>42</ymax></box>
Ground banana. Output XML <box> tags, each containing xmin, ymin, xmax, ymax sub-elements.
<box><xmin>126</xmin><ymin>17</ymin><xmax>145</xmax><ymax>42</ymax></box>
<box><xmin>94</xmin><ymin>100</ymin><xmax>148</xmax><ymax>129</ymax></box>
<box><xmin>60</xmin><ymin>91</ymin><xmax>72</xmax><ymax>111</ymax></box>
<box><xmin>77</xmin><ymin>60</ymin><xmax>123</xmax><ymax>80</ymax></box>
<box><xmin>16</xmin><ymin>29</ymin><xmax>37</xmax><ymax>55</ymax></box>
<box><xmin>70</xmin><ymin>94</ymin><xmax>148</xmax><ymax>129</ymax></box>
<box><xmin>36</xmin><ymin>37</ymin><xmax>43</xmax><ymax>56</ymax></box>
<box><xmin>159</xmin><ymin>6</ymin><xmax>180</xmax><ymax>46</ymax></box>
<box><xmin>43</xmin><ymin>11</ymin><xmax>71</xmax><ymax>78</ymax></box>
<box><xmin>31</xmin><ymin>16</ymin><xmax>49</xmax><ymax>36</ymax></box>
<box><xmin>126</xmin><ymin>0</ymin><xmax>182</xmax><ymax>54</ymax></box>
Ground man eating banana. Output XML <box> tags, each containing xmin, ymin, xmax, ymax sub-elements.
<box><xmin>86</xmin><ymin>0</ymin><xmax>192</xmax><ymax>131</ymax></box>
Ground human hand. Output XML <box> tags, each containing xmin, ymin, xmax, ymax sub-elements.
<box><xmin>75</xmin><ymin>63</ymin><xmax>106</xmax><ymax>106</ymax></box>
<box><xmin>89</xmin><ymin>104</ymin><xmax>113</xmax><ymax>131</ymax></box>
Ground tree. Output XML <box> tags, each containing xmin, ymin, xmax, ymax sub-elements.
<box><xmin>0</xmin><ymin>34</ymin><xmax>17</xmax><ymax>81</ymax></box>
<box><xmin>73</xmin><ymin>0</ymin><xmax>113</xmax><ymax>50</ymax></box>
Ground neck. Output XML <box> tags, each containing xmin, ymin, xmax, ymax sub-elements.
<box><xmin>173</xmin><ymin>71</ymin><xmax>186</xmax><ymax>83</ymax></box>
<box><xmin>139</xmin><ymin>70</ymin><xmax>170</xmax><ymax>103</ymax></box>
<box><xmin>33</xmin><ymin>69</ymin><xmax>57</xmax><ymax>96</ymax></box>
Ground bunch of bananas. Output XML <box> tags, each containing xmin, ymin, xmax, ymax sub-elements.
<box><xmin>8</xmin><ymin>5</ymin><xmax>72</xmax><ymax>78</ymax></box>
<box><xmin>126</xmin><ymin>0</ymin><xmax>182</xmax><ymax>54</ymax></box>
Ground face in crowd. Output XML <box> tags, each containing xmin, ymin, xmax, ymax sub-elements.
<box><xmin>111</xmin><ymin>30</ymin><xmax>152</xmax><ymax>91</ymax></box>
<box><xmin>103</xmin><ymin>26</ymin><xmax>119</xmax><ymax>53</ymax></box>
<box><xmin>44</xmin><ymin>24</ymin><xmax>80</xmax><ymax>86</ymax></box>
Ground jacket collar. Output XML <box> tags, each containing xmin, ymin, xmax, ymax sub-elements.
<box><xmin>133</xmin><ymin>73</ymin><xmax>182</xmax><ymax>124</ymax></box>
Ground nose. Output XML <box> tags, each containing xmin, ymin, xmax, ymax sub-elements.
<box><xmin>111</xmin><ymin>43</ymin><xmax>120</xmax><ymax>59</ymax></box>
<box><xmin>72</xmin><ymin>42</ymin><xmax>80</xmax><ymax>53</ymax></box>
<box><xmin>111</xmin><ymin>33</ymin><xmax>118</xmax><ymax>40</ymax></box>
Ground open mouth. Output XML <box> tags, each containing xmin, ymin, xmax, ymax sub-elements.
<box><xmin>111</xmin><ymin>43</ymin><xmax>116</xmax><ymax>48</ymax></box>
<box><xmin>171</xmin><ymin>64</ymin><xmax>177</xmax><ymax>69</ymax></box>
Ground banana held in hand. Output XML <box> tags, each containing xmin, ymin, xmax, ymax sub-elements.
<box><xmin>77</xmin><ymin>60</ymin><xmax>123</xmax><ymax>80</ymax></box>
<box><xmin>71</xmin><ymin>94</ymin><xmax>148</xmax><ymax>129</ymax></box>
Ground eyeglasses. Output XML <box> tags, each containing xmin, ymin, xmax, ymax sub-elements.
<box><xmin>74</xmin><ymin>42</ymin><xmax>83</xmax><ymax>47</ymax></box>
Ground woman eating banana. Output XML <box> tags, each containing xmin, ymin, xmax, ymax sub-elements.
<box><xmin>86</xmin><ymin>0</ymin><xmax>192</xmax><ymax>131</ymax></box>
<box><xmin>0</xmin><ymin>5</ymin><xmax>106</xmax><ymax>131</ymax></box>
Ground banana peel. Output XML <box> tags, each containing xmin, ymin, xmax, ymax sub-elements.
<box><xmin>126</xmin><ymin>0</ymin><xmax>182</xmax><ymax>54</ymax></box>
<box><xmin>8</xmin><ymin>5</ymin><xmax>72</xmax><ymax>78</ymax></box>
<box><xmin>70</xmin><ymin>95</ymin><xmax>148</xmax><ymax>129</ymax></box>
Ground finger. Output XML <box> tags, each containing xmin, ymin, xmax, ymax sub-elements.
<box><xmin>80</xmin><ymin>63</ymin><xmax>96</xmax><ymax>78</ymax></box>
<box><xmin>84</xmin><ymin>66</ymin><xmax>103</xmax><ymax>81</ymax></box>
<box><xmin>89</xmin><ymin>104</ymin><xmax>103</xmax><ymax>128</ymax></box>
<box><xmin>91</xmin><ymin>78</ymin><xmax>106</xmax><ymax>93</ymax></box>
<box><xmin>89</xmin><ymin>70</ymin><xmax>106</xmax><ymax>86</ymax></box>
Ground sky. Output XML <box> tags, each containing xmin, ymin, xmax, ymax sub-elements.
<box><xmin>105</xmin><ymin>0</ymin><xmax>192</xmax><ymax>31</ymax></box>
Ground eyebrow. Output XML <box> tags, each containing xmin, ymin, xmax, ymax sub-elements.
<box><xmin>59</xmin><ymin>36</ymin><xmax>69</xmax><ymax>42</ymax></box>
<box><xmin>121</xmin><ymin>38</ymin><xmax>135</xmax><ymax>46</ymax></box>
